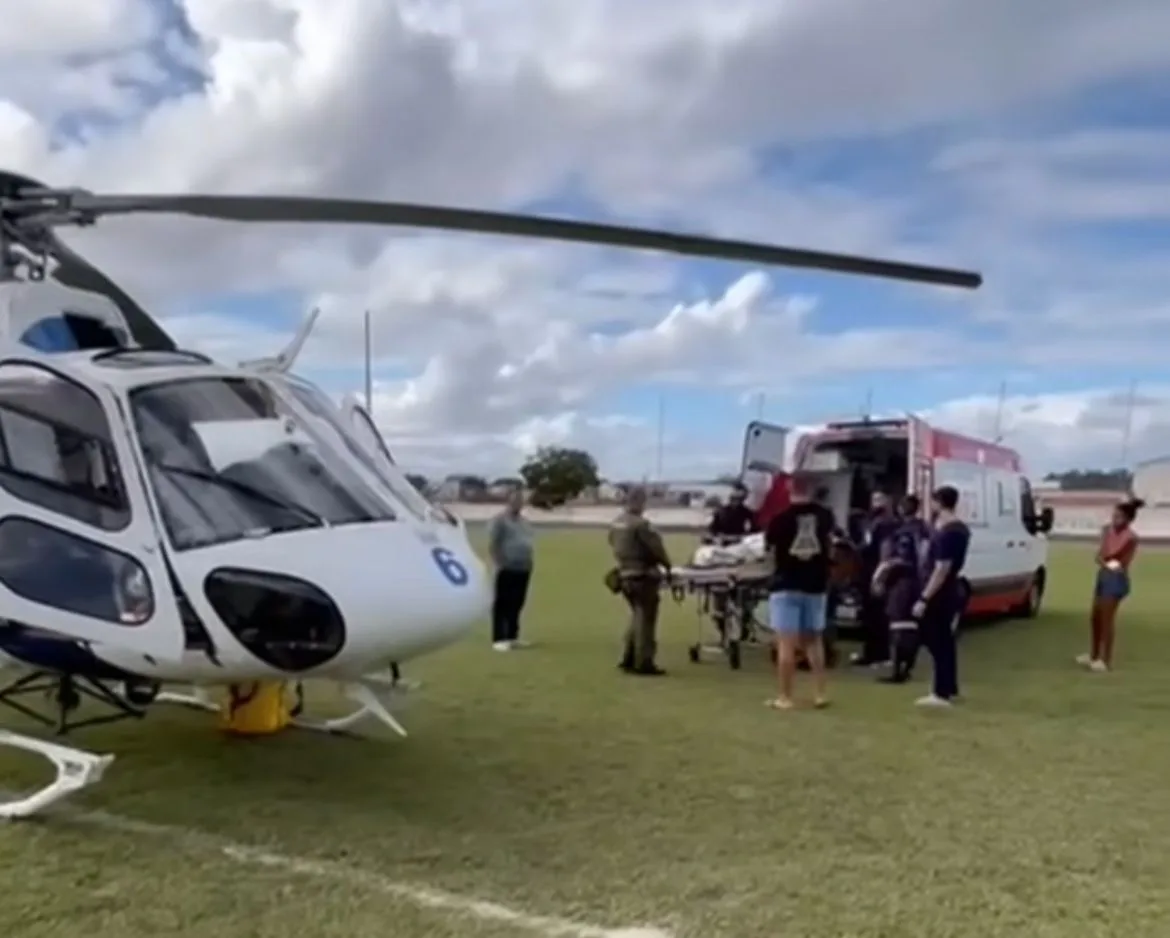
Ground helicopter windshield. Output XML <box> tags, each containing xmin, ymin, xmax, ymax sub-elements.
<box><xmin>282</xmin><ymin>379</ymin><xmax>441</xmax><ymax>524</ymax></box>
<box><xmin>130</xmin><ymin>376</ymin><xmax>396</xmax><ymax>551</ymax></box>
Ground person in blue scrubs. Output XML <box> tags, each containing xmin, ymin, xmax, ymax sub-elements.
<box><xmin>910</xmin><ymin>486</ymin><xmax>970</xmax><ymax>708</ymax></box>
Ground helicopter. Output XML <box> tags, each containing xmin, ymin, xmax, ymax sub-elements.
<box><xmin>0</xmin><ymin>169</ymin><xmax>981</xmax><ymax>819</ymax></box>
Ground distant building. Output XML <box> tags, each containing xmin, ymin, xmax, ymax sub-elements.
<box><xmin>1133</xmin><ymin>456</ymin><xmax>1170</xmax><ymax>507</ymax></box>
<box><xmin>664</xmin><ymin>481</ymin><xmax>735</xmax><ymax>508</ymax></box>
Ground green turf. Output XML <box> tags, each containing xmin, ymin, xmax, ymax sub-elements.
<box><xmin>2</xmin><ymin>535</ymin><xmax>1169</xmax><ymax>938</ymax></box>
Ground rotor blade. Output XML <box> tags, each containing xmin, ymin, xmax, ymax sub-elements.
<box><xmin>48</xmin><ymin>236</ymin><xmax>177</xmax><ymax>350</ymax></box>
<box><xmin>69</xmin><ymin>193</ymin><xmax>982</xmax><ymax>289</ymax></box>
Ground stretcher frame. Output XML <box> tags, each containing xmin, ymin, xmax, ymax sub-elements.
<box><xmin>665</xmin><ymin>562</ymin><xmax>775</xmax><ymax>670</ymax></box>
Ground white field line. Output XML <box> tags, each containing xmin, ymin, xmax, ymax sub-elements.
<box><xmin>10</xmin><ymin>797</ymin><xmax>674</xmax><ymax>938</ymax></box>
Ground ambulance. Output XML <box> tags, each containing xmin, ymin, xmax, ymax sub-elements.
<box><xmin>741</xmin><ymin>416</ymin><xmax>1055</xmax><ymax>627</ymax></box>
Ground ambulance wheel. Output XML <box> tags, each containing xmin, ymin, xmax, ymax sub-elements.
<box><xmin>688</xmin><ymin>644</ymin><xmax>701</xmax><ymax>663</ymax></box>
<box><xmin>1014</xmin><ymin>570</ymin><xmax>1045</xmax><ymax>619</ymax></box>
<box><xmin>727</xmin><ymin>642</ymin><xmax>742</xmax><ymax>670</ymax></box>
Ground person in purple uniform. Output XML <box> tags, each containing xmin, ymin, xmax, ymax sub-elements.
<box><xmin>910</xmin><ymin>486</ymin><xmax>970</xmax><ymax>708</ymax></box>
<box><xmin>852</xmin><ymin>491</ymin><xmax>901</xmax><ymax>667</ymax></box>
<box><xmin>874</xmin><ymin>494</ymin><xmax>929</xmax><ymax>684</ymax></box>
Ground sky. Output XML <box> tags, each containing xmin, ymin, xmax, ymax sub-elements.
<box><xmin>3</xmin><ymin>0</ymin><xmax>1170</xmax><ymax>482</ymax></box>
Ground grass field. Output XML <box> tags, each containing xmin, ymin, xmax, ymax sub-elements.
<box><xmin>3</xmin><ymin>534</ymin><xmax>1170</xmax><ymax>938</ymax></box>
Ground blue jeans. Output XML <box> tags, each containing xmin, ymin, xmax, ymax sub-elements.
<box><xmin>769</xmin><ymin>591</ymin><xmax>828</xmax><ymax>636</ymax></box>
<box><xmin>1095</xmin><ymin>568</ymin><xmax>1130</xmax><ymax>601</ymax></box>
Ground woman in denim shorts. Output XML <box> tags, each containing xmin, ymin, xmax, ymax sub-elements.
<box><xmin>1078</xmin><ymin>498</ymin><xmax>1144</xmax><ymax>673</ymax></box>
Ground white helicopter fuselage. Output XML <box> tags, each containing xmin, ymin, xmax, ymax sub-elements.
<box><xmin>0</xmin><ymin>283</ymin><xmax>489</xmax><ymax>689</ymax></box>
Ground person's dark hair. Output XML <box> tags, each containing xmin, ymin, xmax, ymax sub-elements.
<box><xmin>901</xmin><ymin>493</ymin><xmax>921</xmax><ymax>516</ymax></box>
<box><xmin>932</xmin><ymin>485</ymin><xmax>959</xmax><ymax>511</ymax></box>
<box><xmin>1118</xmin><ymin>498</ymin><xmax>1146</xmax><ymax>522</ymax></box>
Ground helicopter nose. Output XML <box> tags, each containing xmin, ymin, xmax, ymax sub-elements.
<box><xmin>340</xmin><ymin>526</ymin><xmax>489</xmax><ymax>664</ymax></box>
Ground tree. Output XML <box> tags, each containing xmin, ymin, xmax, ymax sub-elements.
<box><xmin>1042</xmin><ymin>468</ymin><xmax>1132</xmax><ymax>491</ymax></box>
<box><xmin>519</xmin><ymin>446</ymin><xmax>600</xmax><ymax>508</ymax></box>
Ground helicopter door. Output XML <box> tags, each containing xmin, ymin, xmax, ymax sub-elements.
<box><xmin>0</xmin><ymin>359</ymin><xmax>184</xmax><ymax>658</ymax></box>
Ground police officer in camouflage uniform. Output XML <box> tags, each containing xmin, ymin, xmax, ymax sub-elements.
<box><xmin>608</xmin><ymin>486</ymin><xmax>673</xmax><ymax>676</ymax></box>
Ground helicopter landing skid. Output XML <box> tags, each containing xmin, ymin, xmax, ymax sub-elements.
<box><xmin>0</xmin><ymin>728</ymin><xmax>113</xmax><ymax>819</ymax></box>
<box><xmin>291</xmin><ymin>679</ymin><xmax>410</xmax><ymax>738</ymax></box>
<box><xmin>155</xmin><ymin>673</ymin><xmax>414</xmax><ymax>738</ymax></box>
<box><xmin>0</xmin><ymin>670</ymin><xmax>145</xmax><ymax>819</ymax></box>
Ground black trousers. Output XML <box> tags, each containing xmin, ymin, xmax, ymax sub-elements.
<box><xmin>492</xmin><ymin>568</ymin><xmax>532</xmax><ymax>643</ymax></box>
<box><xmin>893</xmin><ymin>599</ymin><xmax>959</xmax><ymax>699</ymax></box>
<box><xmin>860</xmin><ymin>593</ymin><xmax>890</xmax><ymax>663</ymax></box>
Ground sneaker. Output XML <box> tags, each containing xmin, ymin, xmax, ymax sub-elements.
<box><xmin>1089</xmin><ymin>659</ymin><xmax>1109</xmax><ymax>673</ymax></box>
<box><xmin>1075</xmin><ymin>653</ymin><xmax>1092</xmax><ymax>667</ymax></box>
<box><xmin>492</xmin><ymin>641</ymin><xmax>512</xmax><ymax>652</ymax></box>
<box><xmin>915</xmin><ymin>694</ymin><xmax>953</xmax><ymax>708</ymax></box>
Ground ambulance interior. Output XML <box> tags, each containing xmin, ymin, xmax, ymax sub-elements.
<box><xmin>793</xmin><ymin>422</ymin><xmax>911</xmax><ymax>534</ymax></box>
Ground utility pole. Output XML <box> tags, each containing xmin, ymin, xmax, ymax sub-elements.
<box><xmin>362</xmin><ymin>309</ymin><xmax>373</xmax><ymax>412</ymax></box>
<box><xmin>1119</xmin><ymin>379</ymin><xmax>1138</xmax><ymax>473</ymax></box>
<box><xmin>992</xmin><ymin>380</ymin><xmax>1007</xmax><ymax>443</ymax></box>
<box><xmin>655</xmin><ymin>393</ymin><xmax>665</xmax><ymax>481</ymax></box>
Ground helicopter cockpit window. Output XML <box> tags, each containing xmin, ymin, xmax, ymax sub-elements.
<box><xmin>20</xmin><ymin>313</ymin><xmax>129</xmax><ymax>352</ymax></box>
<box><xmin>130</xmin><ymin>376</ymin><xmax>397</xmax><ymax>551</ymax></box>
<box><xmin>0</xmin><ymin>363</ymin><xmax>130</xmax><ymax>531</ymax></box>
<box><xmin>283</xmin><ymin>381</ymin><xmax>439</xmax><ymax>524</ymax></box>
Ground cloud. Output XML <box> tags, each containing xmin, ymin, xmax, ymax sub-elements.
<box><xmin>927</xmin><ymin>387</ymin><xmax>1170</xmax><ymax>474</ymax></box>
<box><xmin>3</xmin><ymin>0</ymin><xmax>1170</xmax><ymax>480</ymax></box>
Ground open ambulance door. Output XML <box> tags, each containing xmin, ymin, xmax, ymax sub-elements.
<box><xmin>907</xmin><ymin>414</ymin><xmax>934</xmax><ymax>514</ymax></box>
<box><xmin>740</xmin><ymin>421</ymin><xmax>789</xmax><ymax>511</ymax></box>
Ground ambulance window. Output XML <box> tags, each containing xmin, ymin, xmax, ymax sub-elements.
<box><xmin>0</xmin><ymin>364</ymin><xmax>129</xmax><ymax>531</ymax></box>
<box><xmin>997</xmin><ymin>478</ymin><xmax>1017</xmax><ymax>517</ymax></box>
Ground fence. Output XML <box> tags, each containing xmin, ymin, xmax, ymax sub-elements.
<box><xmin>452</xmin><ymin>502</ymin><xmax>1170</xmax><ymax>543</ymax></box>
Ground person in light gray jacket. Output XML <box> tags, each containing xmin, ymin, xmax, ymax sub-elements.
<box><xmin>487</xmin><ymin>489</ymin><xmax>535</xmax><ymax>650</ymax></box>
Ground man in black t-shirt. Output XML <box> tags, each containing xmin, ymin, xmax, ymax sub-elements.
<box><xmin>707</xmin><ymin>483</ymin><xmax>759</xmax><ymax>539</ymax></box>
<box><xmin>764</xmin><ymin>474</ymin><xmax>835</xmax><ymax>710</ymax></box>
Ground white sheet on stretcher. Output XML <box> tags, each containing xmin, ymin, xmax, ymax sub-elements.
<box><xmin>689</xmin><ymin>532</ymin><xmax>766</xmax><ymax>568</ymax></box>
<box><xmin>671</xmin><ymin>560</ymin><xmax>772</xmax><ymax>586</ymax></box>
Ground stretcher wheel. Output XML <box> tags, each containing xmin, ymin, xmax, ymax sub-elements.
<box><xmin>687</xmin><ymin>644</ymin><xmax>701</xmax><ymax>663</ymax></box>
<box><xmin>727</xmin><ymin>642</ymin><xmax>742</xmax><ymax>670</ymax></box>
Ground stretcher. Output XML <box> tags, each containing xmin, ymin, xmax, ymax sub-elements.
<box><xmin>665</xmin><ymin>561</ymin><xmax>774</xmax><ymax>670</ymax></box>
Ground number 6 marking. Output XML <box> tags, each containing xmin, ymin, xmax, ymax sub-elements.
<box><xmin>431</xmin><ymin>547</ymin><xmax>469</xmax><ymax>586</ymax></box>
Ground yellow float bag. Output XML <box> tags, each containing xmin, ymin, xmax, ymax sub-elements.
<box><xmin>219</xmin><ymin>682</ymin><xmax>291</xmax><ymax>736</ymax></box>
